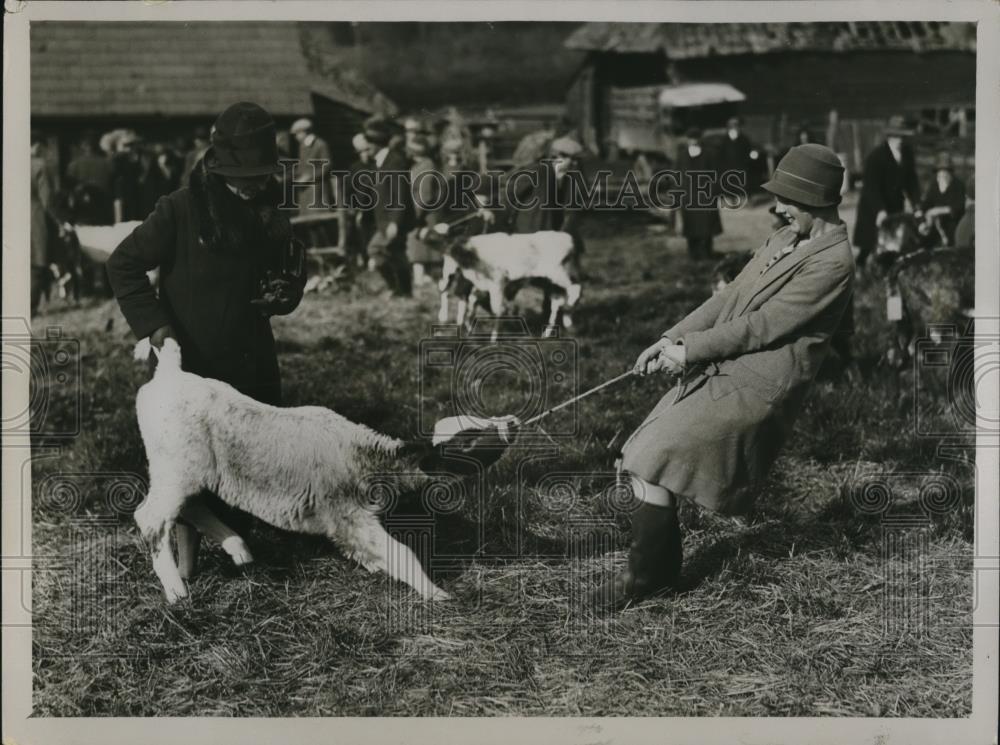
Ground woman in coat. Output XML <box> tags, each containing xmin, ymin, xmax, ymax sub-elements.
<box><xmin>107</xmin><ymin>102</ymin><xmax>306</xmax><ymax>578</ymax></box>
<box><xmin>591</xmin><ymin>144</ymin><xmax>855</xmax><ymax>611</ymax></box>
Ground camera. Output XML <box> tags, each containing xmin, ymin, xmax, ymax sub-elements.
<box><xmin>913</xmin><ymin>323</ymin><xmax>999</xmax><ymax>438</ymax></box>
<box><xmin>2</xmin><ymin>318</ymin><xmax>81</xmax><ymax>445</ymax></box>
<box><xmin>418</xmin><ymin>317</ymin><xmax>578</xmax><ymax>442</ymax></box>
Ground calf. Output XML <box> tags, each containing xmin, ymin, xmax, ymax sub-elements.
<box><xmin>132</xmin><ymin>338</ymin><xmax>516</xmax><ymax>604</ymax></box>
<box><xmin>438</xmin><ymin>230</ymin><xmax>582</xmax><ymax>337</ymax></box>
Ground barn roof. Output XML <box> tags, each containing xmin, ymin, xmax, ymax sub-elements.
<box><xmin>31</xmin><ymin>21</ymin><xmax>396</xmax><ymax>118</ymax></box>
<box><xmin>564</xmin><ymin>21</ymin><xmax>977</xmax><ymax>57</ymax></box>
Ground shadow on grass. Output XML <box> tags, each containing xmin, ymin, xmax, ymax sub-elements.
<box><xmin>673</xmin><ymin>501</ymin><xmax>885</xmax><ymax>597</ymax></box>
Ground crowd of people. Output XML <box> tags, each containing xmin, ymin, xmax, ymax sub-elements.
<box><xmin>30</xmin><ymin>106</ymin><xmax>973</xmax><ymax>317</ymax></box>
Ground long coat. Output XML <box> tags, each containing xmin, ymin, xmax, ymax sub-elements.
<box><xmin>622</xmin><ymin>224</ymin><xmax>855</xmax><ymax>516</ymax></box>
<box><xmin>294</xmin><ymin>134</ymin><xmax>333</xmax><ymax>215</ymax></box>
<box><xmin>366</xmin><ymin>146</ymin><xmax>413</xmax><ymax>260</ymax></box>
<box><xmin>676</xmin><ymin>147</ymin><xmax>723</xmax><ymax>240</ymax></box>
<box><xmin>106</xmin><ymin>164</ymin><xmax>305</xmax><ymax>405</ymax></box>
<box><xmin>853</xmin><ymin>141</ymin><xmax>920</xmax><ymax>254</ymax></box>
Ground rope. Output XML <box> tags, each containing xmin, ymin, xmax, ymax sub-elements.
<box><xmin>523</xmin><ymin>369</ymin><xmax>638</xmax><ymax>427</ymax></box>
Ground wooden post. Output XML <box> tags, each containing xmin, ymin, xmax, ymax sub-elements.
<box><xmin>826</xmin><ymin>109</ymin><xmax>839</xmax><ymax>151</ymax></box>
<box><xmin>851</xmin><ymin>120</ymin><xmax>862</xmax><ymax>177</ymax></box>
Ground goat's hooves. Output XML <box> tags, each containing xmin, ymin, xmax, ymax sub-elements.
<box><xmin>428</xmin><ymin>588</ymin><xmax>454</xmax><ymax>602</ymax></box>
<box><xmin>221</xmin><ymin>536</ymin><xmax>254</xmax><ymax>566</ymax></box>
<box><xmin>164</xmin><ymin>581</ymin><xmax>189</xmax><ymax>604</ymax></box>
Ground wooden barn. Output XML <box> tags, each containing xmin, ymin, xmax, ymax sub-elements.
<box><xmin>30</xmin><ymin>21</ymin><xmax>396</xmax><ymax>185</ymax></box>
<box><xmin>564</xmin><ymin>21</ymin><xmax>976</xmax><ymax>180</ymax></box>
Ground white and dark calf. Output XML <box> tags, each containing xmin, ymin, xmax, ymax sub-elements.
<box><xmin>438</xmin><ymin>230</ymin><xmax>582</xmax><ymax>337</ymax></box>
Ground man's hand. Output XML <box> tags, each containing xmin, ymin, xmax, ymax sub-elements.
<box><xmin>477</xmin><ymin>208</ymin><xmax>495</xmax><ymax>225</ymax></box>
<box><xmin>433</xmin><ymin>222</ymin><xmax>450</xmax><ymax>236</ymax></box>
<box><xmin>146</xmin><ymin>325</ymin><xmax>176</xmax><ymax>375</ymax></box>
<box><xmin>875</xmin><ymin>209</ymin><xmax>888</xmax><ymax>228</ymax></box>
<box><xmin>385</xmin><ymin>222</ymin><xmax>398</xmax><ymax>241</ymax></box>
<box><xmin>150</xmin><ymin>324</ymin><xmax>176</xmax><ymax>349</ymax></box>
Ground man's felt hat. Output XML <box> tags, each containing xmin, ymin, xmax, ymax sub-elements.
<box><xmin>205</xmin><ymin>102</ymin><xmax>281</xmax><ymax>178</ymax></box>
<box><xmin>762</xmin><ymin>143</ymin><xmax>845</xmax><ymax>208</ymax></box>
<box><xmin>363</xmin><ymin>116</ymin><xmax>392</xmax><ymax>147</ymax></box>
<box><xmin>884</xmin><ymin>114</ymin><xmax>915</xmax><ymax>137</ymax></box>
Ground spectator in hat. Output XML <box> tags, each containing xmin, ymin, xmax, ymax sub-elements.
<box><xmin>719</xmin><ymin>116</ymin><xmax>760</xmax><ymax>193</ymax></box>
<box><xmin>107</xmin><ymin>101</ymin><xmax>307</xmax><ymax>580</ymax></box>
<box><xmin>139</xmin><ymin>142</ymin><xmax>182</xmax><ymax>218</ymax></box>
<box><xmin>676</xmin><ymin>128</ymin><xmax>723</xmax><ymax>261</ymax></box>
<box><xmin>403</xmin><ymin>116</ymin><xmax>426</xmax><ymax>156</ymax></box>
<box><xmin>405</xmin><ymin>133</ymin><xmax>446</xmax><ymax>286</ymax></box>
<box><xmin>502</xmin><ymin>136</ymin><xmax>584</xmax><ymax>244</ymax></box>
<box><xmin>111</xmin><ymin>130</ymin><xmax>146</xmax><ymax>223</ymax></box>
<box><xmin>65</xmin><ymin>131</ymin><xmax>114</xmax><ymax>224</ymax></box>
<box><xmin>344</xmin><ymin>132</ymin><xmax>376</xmax><ymax>268</ymax></box>
<box><xmin>510</xmin><ymin>114</ymin><xmax>577</xmax><ymax>169</ymax></box>
<box><xmin>181</xmin><ymin>126</ymin><xmax>211</xmax><ymax>187</ymax></box>
<box><xmin>918</xmin><ymin>152</ymin><xmax>966</xmax><ymax>248</ymax></box>
<box><xmin>364</xmin><ymin>115</ymin><xmax>415</xmax><ymax>296</ymax></box>
<box><xmin>290</xmin><ymin>117</ymin><xmax>334</xmax><ymax>217</ymax></box>
<box><xmin>591</xmin><ymin>143</ymin><xmax>855</xmax><ymax>612</ymax></box>
<box><xmin>853</xmin><ymin>115</ymin><xmax>920</xmax><ymax>267</ymax></box>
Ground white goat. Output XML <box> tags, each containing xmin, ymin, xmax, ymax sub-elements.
<box><xmin>438</xmin><ymin>230</ymin><xmax>583</xmax><ymax>337</ymax></box>
<box><xmin>132</xmin><ymin>338</ymin><xmax>454</xmax><ymax>604</ymax></box>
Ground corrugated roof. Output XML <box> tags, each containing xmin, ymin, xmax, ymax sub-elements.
<box><xmin>31</xmin><ymin>22</ymin><xmax>395</xmax><ymax>117</ymax></box>
<box><xmin>564</xmin><ymin>21</ymin><xmax>977</xmax><ymax>57</ymax></box>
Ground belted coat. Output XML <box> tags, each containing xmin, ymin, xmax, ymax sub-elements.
<box><xmin>621</xmin><ymin>224</ymin><xmax>855</xmax><ymax>515</ymax></box>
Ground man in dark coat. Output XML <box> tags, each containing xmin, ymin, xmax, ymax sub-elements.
<box><xmin>345</xmin><ymin>132</ymin><xmax>376</xmax><ymax>268</ymax></box>
<box><xmin>591</xmin><ymin>144</ymin><xmax>855</xmax><ymax>612</ymax></box>
<box><xmin>676</xmin><ymin>128</ymin><xmax>723</xmax><ymax>261</ymax></box>
<box><xmin>364</xmin><ymin>116</ymin><xmax>414</xmax><ymax>297</ymax></box>
<box><xmin>111</xmin><ymin>131</ymin><xmax>147</xmax><ymax>223</ymax></box>
<box><xmin>65</xmin><ymin>132</ymin><xmax>114</xmax><ymax>224</ymax></box>
<box><xmin>718</xmin><ymin>116</ymin><xmax>759</xmax><ymax>193</ymax></box>
<box><xmin>107</xmin><ymin>102</ymin><xmax>306</xmax><ymax>578</ymax></box>
<box><xmin>853</xmin><ymin>115</ymin><xmax>920</xmax><ymax>267</ymax></box>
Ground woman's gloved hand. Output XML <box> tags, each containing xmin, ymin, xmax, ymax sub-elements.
<box><xmin>634</xmin><ymin>338</ymin><xmax>685</xmax><ymax>375</ymax></box>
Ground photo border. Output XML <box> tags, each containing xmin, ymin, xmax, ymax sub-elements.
<box><xmin>4</xmin><ymin>1</ymin><xmax>998</xmax><ymax>743</ymax></box>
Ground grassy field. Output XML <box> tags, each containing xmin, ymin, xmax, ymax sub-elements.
<box><xmin>29</xmin><ymin>196</ymin><xmax>975</xmax><ymax>716</ymax></box>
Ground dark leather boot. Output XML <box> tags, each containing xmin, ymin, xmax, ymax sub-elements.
<box><xmin>588</xmin><ymin>501</ymin><xmax>683</xmax><ymax>612</ymax></box>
